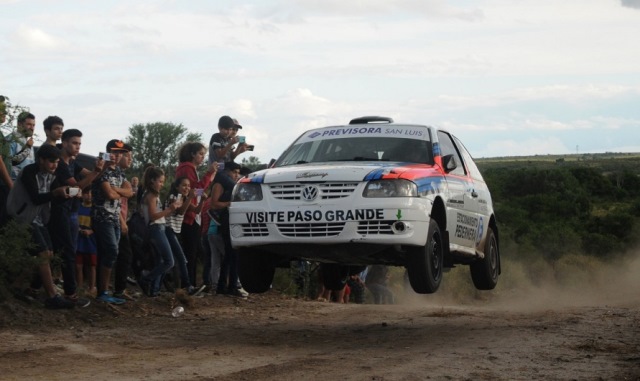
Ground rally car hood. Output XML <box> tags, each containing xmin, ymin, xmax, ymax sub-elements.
<box><xmin>246</xmin><ymin>162</ymin><xmax>443</xmax><ymax>184</ymax></box>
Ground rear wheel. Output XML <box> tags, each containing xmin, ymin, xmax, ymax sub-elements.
<box><xmin>406</xmin><ymin>219</ymin><xmax>444</xmax><ymax>294</ymax></box>
<box><xmin>470</xmin><ymin>226</ymin><xmax>499</xmax><ymax>290</ymax></box>
<box><xmin>237</xmin><ymin>248</ymin><xmax>276</xmax><ymax>293</ymax></box>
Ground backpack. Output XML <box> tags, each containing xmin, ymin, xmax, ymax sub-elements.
<box><xmin>6</xmin><ymin>169</ymin><xmax>49</xmax><ymax>224</ymax></box>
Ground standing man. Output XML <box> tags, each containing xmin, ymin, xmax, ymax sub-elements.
<box><xmin>8</xmin><ymin>111</ymin><xmax>36</xmax><ymax>180</ymax></box>
<box><xmin>7</xmin><ymin>144</ymin><xmax>75</xmax><ymax>309</ymax></box>
<box><xmin>92</xmin><ymin>139</ymin><xmax>133</xmax><ymax>304</ymax></box>
<box><xmin>208</xmin><ymin>115</ymin><xmax>247</xmax><ymax>164</ymax></box>
<box><xmin>42</xmin><ymin>115</ymin><xmax>64</xmax><ymax>147</ymax></box>
<box><xmin>113</xmin><ymin>145</ymin><xmax>136</xmax><ymax>300</ymax></box>
<box><xmin>49</xmin><ymin>129</ymin><xmax>103</xmax><ymax>306</ymax></box>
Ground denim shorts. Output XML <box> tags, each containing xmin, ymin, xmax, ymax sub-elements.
<box><xmin>31</xmin><ymin>223</ymin><xmax>53</xmax><ymax>255</ymax></box>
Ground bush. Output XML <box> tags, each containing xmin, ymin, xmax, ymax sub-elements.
<box><xmin>0</xmin><ymin>221</ymin><xmax>38</xmax><ymax>301</ymax></box>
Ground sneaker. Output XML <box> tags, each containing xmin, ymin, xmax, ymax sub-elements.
<box><xmin>45</xmin><ymin>294</ymin><xmax>75</xmax><ymax>309</ymax></box>
<box><xmin>11</xmin><ymin>287</ymin><xmax>38</xmax><ymax>303</ymax></box>
<box><xmin>113</xmin><ymin>290</ymin><xmax>136</xmax><ymax>301</ymax></box>
<box><xmin>138</xmin><ymin>279</ymin><xmax>152</xmax><ymax>297</ymax></box>
<box><xmin>126</xmin><ymin>276</ymin><xmax>138</xmax><ymax>286</ymax></box>
<box><xmin>96</xmin><ymin>291</ymin><xmax>126</xmax><ymax>305</ymax></box>
<box><xmin>190</xmin><ymin>285</ymin><xmax>207</xmax><ymax>296</ymax></box>
<box><xmin>237</xmin><ymin>287</ymin><xmax>249</xmax><ymax>298</ymax></box>
<box><xmin>227</xmin><ymin>288</ymin><xmax>248</xmax><ymax>299</ymax></box>
<box><xmin>65</xmin><ymin>293</ymin><xmax>91</xmax><ymax>308</ymax></box>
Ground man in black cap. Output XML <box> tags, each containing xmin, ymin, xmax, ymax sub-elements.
<box><xmin>208</xmin><ymin>115</ymin><xmax>249</xmax><ymax>164</ymax></box>
<box><xmin>91</xmin><ymin>139</ymin><xmax>134</xmax><ymax>304</ymax></box>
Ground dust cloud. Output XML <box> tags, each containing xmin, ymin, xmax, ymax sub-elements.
<box><xmin>398</xmin><ymin>249</ymin><xmax>640</xmax><ymax>313</ymax></box>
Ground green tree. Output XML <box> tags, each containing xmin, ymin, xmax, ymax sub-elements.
<box><xmin>126</xmin><ymin>122</ymin><xmax>202</xmax><ymax>173</ymax></box>
<box><xmin>0</xmin><ymin>95</ymin><xmax>30</xmax><ymax>135</ymax></box>
<box><xmin>240</xmin><ymin>155</ymin><xmax>263</xmax><ymax>172</ymax></box>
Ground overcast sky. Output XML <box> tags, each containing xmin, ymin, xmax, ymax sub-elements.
<box><xmin>2</xmin><ymin>0</ymin><xmax>639</xmax><ymax>163</ymax></box>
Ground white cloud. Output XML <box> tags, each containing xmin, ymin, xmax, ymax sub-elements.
<box><xmin>12</xmin><ymin>26</ymin><xmax>67</xmax><ymax>50</ymax></box>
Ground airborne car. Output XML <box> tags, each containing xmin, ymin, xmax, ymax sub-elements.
<box><xmin>229</xmin><ymin>116</ymin><xmax>500</xmax><ymax>294</ymax></box>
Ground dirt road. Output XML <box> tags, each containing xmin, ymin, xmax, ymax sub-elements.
<box><xmin>1</xmin><ymin>284</ymin><xmax>638</xmax><ymax>381</ymax></box>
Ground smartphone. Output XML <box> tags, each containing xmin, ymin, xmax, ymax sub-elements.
<box><xmin>247</xmin><ymin>145</ymin><xmax>255</xmax><ymax>151</ymax></box>
<box><xmin>195</xmin><ymin>188</ymin><xmax>204</xmax><ymax>197</ymax></box>
<box><xmin>217</xmin><ymin>161</ymin><xmax>225</xmax><ymax>171</ymax></box>
<box><xmin>238</xmin><ymin>136</ymin><xmax>246</xmax><ymax>144</ymax></box>
<box><xmin>99</xmin><ymin>152</ymin><xmax>111</xmax><ymax>161</ymax></box>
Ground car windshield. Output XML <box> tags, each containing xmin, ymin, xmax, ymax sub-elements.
<box><xmin>275</xmin><ymin>136</ymin><xmax>434</xmax><ymax>166</ymax></box>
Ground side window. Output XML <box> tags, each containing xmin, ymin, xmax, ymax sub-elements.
<box><xmin>453</xmin><ymin>136</ymin><xmax>484</xmax><ymax>182</ymax></box>
<box><xmin>436</xmin><ymin>131</ymin><xmax>466</xmax><ymax>177</ymax></box>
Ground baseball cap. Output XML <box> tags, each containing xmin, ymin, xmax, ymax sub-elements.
<box><xmin>218</xmin><ymin>115</ymin><xmax>235</xmax><ymax>130</ymax></box>
<box><xmin>106</xmin><ymin>139</ymin><xmax>129</xmax><ymax>152</ymax></box>
<box><xmin>232</xmin><ymin>118</ymin><xmax>243</xmax><ymax>129</ymax></box>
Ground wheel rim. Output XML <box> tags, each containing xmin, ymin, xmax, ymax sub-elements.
<box><xmin>430</xmin><ymin>231</ymin><xmax>442</xmax><ymax>281</ymax></box>
<box><xmin>488</xmin><ymin>235</ymin><xmax>498</xmax><ymax>275</ymax></box>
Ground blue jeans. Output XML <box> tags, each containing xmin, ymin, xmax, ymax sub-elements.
<box><xmin>144</xmin><ymin>224</ymin><xmax>175</xmax><ymax>294</ymax></box>
<box><xmin>166</xmin><ymin>227</ymin><xmax>190</xmax><ymax>288</ymax></box>
<box><xmin>93</xmin><ymin>218</ymin><xmax>121</xmax><ymax>269</ymax></box>
<box><xmin>206</xmin><ymin>233</ymin><xmax>225</xmax><ymax>288</ymax></box>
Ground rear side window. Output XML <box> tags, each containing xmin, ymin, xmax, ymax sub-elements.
<box><xmin>452</xmin><ymin>135</ymin><xmax>484</xmax><ymax>182</ymax></box>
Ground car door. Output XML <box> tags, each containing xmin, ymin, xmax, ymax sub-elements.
<box><xmin>436</xmin><ymin>131</ymin><xmax>478</xmax><ymax>252</ymax></box>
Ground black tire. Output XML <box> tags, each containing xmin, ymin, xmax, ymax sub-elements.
<box><xmin>320</xmin><ymin>263</ymin><xmax>349</xmax><ymax>291</ymax></box>
<box><xmin>406</xmin><ymin>219</ymin><xmax>444</xmax><ymax>294</ymax></box>
<box><xmin>470</xmin><ymin>226</ymin><xmax>499</xmax><ymax>290</ymax></box>
<box><xmin>237</xmin><ymin>248</ymin><xmax>276</xmax><ymax>293</ymax></box>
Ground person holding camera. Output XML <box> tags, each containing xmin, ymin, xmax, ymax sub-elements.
<box><xmin>208</xmin><ymin>115</ymin><xmax>250</xmax><ymax>164</ymax></box>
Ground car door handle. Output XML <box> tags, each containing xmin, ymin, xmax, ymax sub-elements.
<box><xmin>471</xmin><ymin>190</ymin><xmax>478</xmax><ymax>198</ymax></box>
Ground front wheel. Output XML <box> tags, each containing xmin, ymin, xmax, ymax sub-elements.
<box><xmin>406</xmin><ymin>219</ymin><xmax>444</xmax><ymax>294</ymax></box>
<box><xmin>237</xmin><ymin>248</ymin><xmax>276</xmax><ymax>293</ymax></box>
<box><xmin>470</xmin><ymin>226</ymin><xmax>499</xmax><ymax>290</ymax></box>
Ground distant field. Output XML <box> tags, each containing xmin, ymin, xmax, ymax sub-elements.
<box><xmin>476</xmin><ymin>152</ymin><xmax>640</xmax><ymax>173</ymax></box>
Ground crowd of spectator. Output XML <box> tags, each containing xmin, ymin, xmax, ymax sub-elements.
<box><xmin>0</xmin><ymin>104</ymin><xmax>254</xmax><ymax>308</ymax></box>
<box><xmin>0</xmin><ymin>99</ymin><xmax>394</xmax><ymax>309</ymax></box>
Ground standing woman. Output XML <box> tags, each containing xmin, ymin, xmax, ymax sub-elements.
<box><xmin>175</xmin><ymin>142</ymin><xmax>216</xmax><ymax>288</ymax></box>
<box><xmin>139</xmin><ymin>167</ymin><xmax>182</xmax><ymax>296</ymax></box>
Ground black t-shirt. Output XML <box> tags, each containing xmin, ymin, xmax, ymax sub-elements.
<box><xmin>52</xmin><ymin>158</ymin><xmax>84</xmax><ymax>212</ymax></box>
<box><xmin>209</xmin><ymin>133</ymin><xmax>232</xmax><ymax>164</ymax></box>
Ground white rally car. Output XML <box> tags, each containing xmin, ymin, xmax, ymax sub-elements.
<box><xmin>230</xmin><ymin>116</ymin><xmax>500</xmax><ymax>294</ymax></box>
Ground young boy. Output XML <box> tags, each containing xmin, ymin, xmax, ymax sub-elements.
<box><xmin>76</xmin><ymin>187</ymin><xmax>97</xmax><ymax>297</ymax></box>
<box><xmin>42</xmin><ymin>115</ymin><xmax>64</xmax><ymax>147</ymax></box>
<box><xmin>92</xmin><ymin>139</ymin><xmax>133</xmax><ymax>304</ymax></box>
<box><xmin>208</xmin><ymin>115</ymin><xmax>247</xmax><ymax>164</ymax></box>
<box><xmin>7</xmin><ymin>144</ymin><xmax>75</xmax><ymax>309</ymax></box>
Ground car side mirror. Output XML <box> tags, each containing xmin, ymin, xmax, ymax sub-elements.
<box><xmin>442</xmin><ymin>154</ymin><xmax>458</xmax><ymax>172</ymax></box>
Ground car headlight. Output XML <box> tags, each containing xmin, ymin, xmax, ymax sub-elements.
<box><xmin>233</xmin><ymin>183</ymin><xmax>263</xmax><ymax>201</ymax></box>
<box><xmin>363</xmin><ymin>179</ymin><xmax>417</xmax><ymax>197</ymax></box>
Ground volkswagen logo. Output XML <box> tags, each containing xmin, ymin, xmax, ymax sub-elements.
<box><xmin>301</xmin><ymin>185</ymin><xmax>319</xmax><ymax>201</ymax></box>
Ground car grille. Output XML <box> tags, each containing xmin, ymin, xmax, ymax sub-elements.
<box><xmin>277</xmin><ymin>222</ymin><xmax>345</xmax><ymax>237</ymax></box>
<box><xmin>270</xmin><ymin>182</ymin><xmax>359</xmax><ymax>200</ymax></box>
<box><xmin>239</xmin><ymin>223</ymin><xmax>269</xmax><ymax>237</ymax></box>
<box><xmin>357</xmin><ymin>220</ymin><xmax>394</xmax><ymax>235</ymax></box>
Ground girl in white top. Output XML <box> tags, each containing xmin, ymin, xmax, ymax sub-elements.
<box><xmin>138</xmin><ymin>167</ymin><xmax>182</xmax><ymax>297</ymax></box>
<box><xmin>164</xmin><ymin>176</ymin><xmax>201</xmax><ymax>293</ymax></box>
